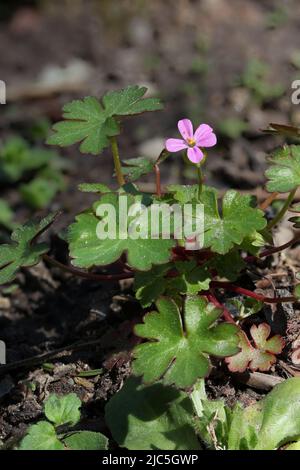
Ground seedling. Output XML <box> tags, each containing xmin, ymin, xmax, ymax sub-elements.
<box><xmin>19</xmin><ymin>393</ymin><xmax>108</xmax><ymax>450</ymax></box>
<box><xmin>0</xmin><ymin>136</ymin><xmax>66</xmax><ymax>211</ymax></box>
<box><xmin>1</xmin><ymin>85</ymin><xmax>300</xmax><ymax>450</ymax></box>
<box><xmin>239</xmin><ymin>59</ymin><xmax>284</xmax><ymax>104</ymax></box>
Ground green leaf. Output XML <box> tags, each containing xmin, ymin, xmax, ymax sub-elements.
<box><xmin>78</xmin><ymin>183</ymin><xmax>111</xmax><ymax>193</ymax></box>
<box><xmin>254</xmin><ymin>378</ymin><xmax>300</xmax><ymax>449</ymax></box>
<box><xmin>63</xmin><ymin>431</ymin><xmax>108</xmax><ymax>450</ymax></box>
<box><xmin>0</xmin><ymin>199</ymin><xmax>16</xmax><ymax>231</ymax></box>
<box><xmin>209</xmin><ymin>251</ymin><xmax>245</xmax><ymax>282</ymax></box>
<box><xmin>166</xmin><ymin>260</ymin><xmax>211</xmax><ymax>295</ymax></box>
<box><xmin>105</xmin><ymin>377</ymin><xmax>201</xmax><ymax>450</ymax></box>
<box><xmin>286</xmin><ymin>440</ymin><xmax>300</xmax><ymax>450</ymax></box>
<box><xmin>47</xmin><ymin>86</ymin><xmax>162</xmax><ymax>155</ymax></box>
<box><xmin>265</xmin><ymin>145</ymin><xmax>300</xmax><ymax>192</ymax></box>
<box><xmin>68</xmin><ymin>193</ymin><xmax>174</xmax><ymax>271</ymax></box>
<box><xmin>200</xmin><ymin>188</ymin><xmax>266</xmax><ymax>255</ymax></box>
<box><xmin>20</xmin><ymin>169</ymin><xmax>65</xmax><ymax>210</ymax></box>
<box><xmin>0</xmin><ymin>213</ymin><xmax>56</xmax><ymax>285</ymax></box>
<box><xmin>19</xmin><ymin>422</ymin><xmax>64</xmax><ymax>450</ymax></box>
<box><xmin>226</xmin><ymin>324</ymin><xmax>284</xmax><ymax>373</ymax></box>
<box><xmin>167</xmin><ymin>185</ymin><xmax>199</xmax><ymax>204</ymax></box>
<box><xmin>122</xmin><ymin>157</ymin><xmax>153</xmax><ymax>182</ymax></box>
<box><xmin>44</xmin><ymin>393</ymin><xmax>81</xmax><ymax>427</ymax></box>
<box><xmin>0</xmin><ymin>137</ymin><xmax>60</xmax><ymax>183</ymax></box>
<box><xmin>133</xmin><ymin>296</ymin><xmax>240</xmax><ymax>388</ymax></box>
<box><xmin>225</xmin><ymin>297</ymin><xmax>263</xmax><ymax>320</ymax></box>
<box><xmin>134</xmin><ymin>263</ymin><xmax>171</xmax><ymax>308</ymax></box>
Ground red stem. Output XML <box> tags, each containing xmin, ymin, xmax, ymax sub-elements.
<box><xmin>43</xmin><ymin>254</ymin><xmax>133</xmax><ymax>282</ymax></box>
<box><xmin>211</xmin><ymin>281</ymin><xmax>295</xmax><ymax>304</ymax></box>
<box><xmin>206</xmin><ymin>292</ymin><xmax>236</xmax><ymax>324</ymax></box>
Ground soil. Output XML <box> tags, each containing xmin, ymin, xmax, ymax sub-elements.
<box><xmin>1</xmin><ymin>0</ymin><xmax>300</xmax><ymax>448</ymax></box>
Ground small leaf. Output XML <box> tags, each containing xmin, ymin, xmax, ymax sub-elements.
<box><xmin>166</xmin><ymin>260</ymin><xmax>211</xmax><ymax>295</ymax></box>
<box><xmin>167</xmin><ymin>185</ymin><xmax>199</xmax><ymax>204</ymax></box>
<box><xmin>19</xmin><ymin>422</ymin><xmax>64</xmax><ymax>450</ymax></box>
<box><xmin>209</xmin><ymin>251</ymin><xmax>246</xmax><ymax>282</ymax></box>
<box><xmin>133</xmin><ymin>296</ymin><xmax>240</xmax><ymax>388</ymax></box>
<box><xmin>200</xmin><ymin>188</ymin><xmax>266</xmax><ymax>255</ymax></box>
<box><xmin>63</xmin><ymin>431</ymin><xmax>108</xmax><ymax>450</ymax></box>
<box><xmin>0</xmin><ymin>213</ymin><xmax>56</xmax><ymax>285</ymax></box>
<box><xmin>47</xmin><ymin>86</ymin><xmax>162</xmax><ymax>155</ymax></box>
<box><xmin>226</xmin><ymin>324</ymin><xmax>284</xmax><ymax>373</ymax></box>
<box><xmin>105</xmin><ymin>376</ymin><xmax>200</xmax><ymax>450</ymax></box>
<box><xmin>20</xmin><ymin>169</ymin><xmax>65</xmax><ymax>210</ymax></box>
<box><xmin>134</xmin><ymin>263</ymin><xmax>171</xmax><ymax>308</ymax></box>
<box><xmin>0</xmin><ymin>199</ymin><xmax>16</xmax><ymax>231</ymax></box>
<box><xmin>78</xmin><ymin>183</ymin><xmax>111</xmax><ymax>193</ymax></box>
<box><xmin>122</xmin><ymin>157</ymin><xmax>153</xmax><ymax>182</ymax></box>
<box><xmin>44</xmin><ymin>393</ymin><xmax>81</xmax><ymax>427</ymax></box>
<box><xmin>68</xmin><ymin>193</ymin><xmax>174</xmax><ymax>271</ymax></box>
<box><xmin>265</xmin><ymin>145</ymin><xmax>300</xmax><ymax>192</ymax></box>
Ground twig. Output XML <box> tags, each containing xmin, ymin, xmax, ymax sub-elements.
<box><xmin>0</xmin><ymin>337</ymin><xmax>107</xmax><ymax>376</ymax></box>
<box><xmin>43</xmin><ymin>254</ymin><xmax>133</xmax><ymax>282</ymax></box>
<box><xmin>233</xmin><ymin>371</ymin><xmax>284</xmax><ymax>391</ymax></box>
<box><xmin>211</xmin><ymin>281</ymin><xmax>296</xmax><ymax>304</ymax></box>
<box><xmin>259</xmin><ymin>192</ymin><xmax>279</xmax><ymax>210</ymax></box>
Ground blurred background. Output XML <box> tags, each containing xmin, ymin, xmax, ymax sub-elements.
<box><xmin>1</xmin><ymin>0</ymin><xmax>300</xmax><ymax>225</ymax></box>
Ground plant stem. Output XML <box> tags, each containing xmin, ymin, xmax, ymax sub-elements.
<box><xmin>206</xmin><ymin>293</ymin><xmax>236</xmax><ymax>324</ymax></box>
<box><xmin>259</xmin><ymin>192</ymin><xmax>279</xmax><ymax>211</ymax></box>
<box><xmin>259</xmin><ymin>233</ymin><xmax>300</xmax><ymax>258</ymax></box>
<box><xmin>110</xmin><ymin>136</ymin><xmax>125</xmax><ymax>186</ymax></box>
<box><xmin>154</xmin><ymin>164</ymin><xmax>162</xmax><ymax>197</ymax></box>
<box><xmin>43</xmin><ymin>254</ymin><xmax>133</xmax><ymax>281</ymax></box>
<box><xmin>211</xmin><ymin>281</ymin><xmax>296</xmax><ymax>304</ymax></box>
<box><xmin>197</xmin><ymin>165</ymin><xmax>203</xmax><ymax>198</ymax></box>
<box><xmin>267</xmin><ymin>188</ymin><xmax>296</xmax><ymax>229</ymax></box>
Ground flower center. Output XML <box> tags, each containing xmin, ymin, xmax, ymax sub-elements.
<box><xmin>187</xmin><ymin>138</ymin><xmax>196</xmax><ymax>147</ymax></box>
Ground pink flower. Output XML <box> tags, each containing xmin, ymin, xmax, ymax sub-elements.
<box><xmin>165</xmin><ymin>119</ymin><xmax>217</xmax><ymax>163</ymax></box>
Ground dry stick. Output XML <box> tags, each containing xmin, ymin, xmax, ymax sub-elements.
<box><xmin>211</xmin><ymin>281</ymin><xmax>295</xmax><ymax>304</ymax></box>
<box><xmin>206</xmin><ymin>292</ymin><xmax>236</xmax><ymax>324</ymax></box>
<box><xmin>259</xmin><ymin>192</ymin><xmax>279</xmax><ymax>210</ymax></box>
<box><xmin>154</xmin><ymin>164</ymin><xmax>162</xmax><ymax>197</ymax></box>
<box><xmin>43</xmin><ymin>254</ymin><xmax>133</xmax><ymax>282</ymax></box>
<box><xmin>0</xmin><ymin>337</ymin><xmax>105</xmax><ymax>376</ymax></box>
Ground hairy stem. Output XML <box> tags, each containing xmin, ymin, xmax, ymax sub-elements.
<box><xmin>211</xmin><ymin>281</ymin><xmax>296</xmax><ymax>304</ymax></box>
<box><xmin>197</xmin><ymin>165</ymin><xmax>203</xmax><ymax>198</ymax></box>
<box><xmin>267</xmin><ymin>188</ymin><xmax>296</xmax><ymax>229</ymax></box>
<box><xmin>110</xmin><ymin>136</ymin><xmax>125</xmax><ymax>186</ymax></box>
<box><xmin>43</xmin><ymin>254</ymin><xmax>133</xmax><ymax>281</ymax></box>
<box><xmin>206</xmin><ymin>292</ymin><xmax>236</xmax><ymax>324</ymax></box>
<box><xmin>259</xmin><ymin>233</ymin><xmax>300</xmax><ymax>258</ymax></box>
<box><xmin>154</xmin><ymin>164</ymin><xmax>162</xmax><ymax>197</ymax></box>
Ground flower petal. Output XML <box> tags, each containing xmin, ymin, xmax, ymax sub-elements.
<box><xmin>178</xmin><ymin>119</ymin><xmax>194</xmax><ymax>141</ymax></box>
<box><xmin>194</xmin><ymin>124</ymin><xmax>217</xmax><ymax>147</ymax></box>
<box><xmin>165</xmin><ymin>138</ymin><xmax>188</xmax><ymax>152</ymax></box>
<box><xmin>187</xmin><ymin>146</ymin><xmax>204</xmax><ymax>163</ymax></box>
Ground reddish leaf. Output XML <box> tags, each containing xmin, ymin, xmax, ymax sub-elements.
<box><xmin>226</xmin><ymin>323</ymin><xmax>285</xmax><ymax>373</ymax></box>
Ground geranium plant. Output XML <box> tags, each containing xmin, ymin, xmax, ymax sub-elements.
<box><xmin>1</xmin><ymin>85</ymin><xmax>300</xmax><ymax>450</ymax></box>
